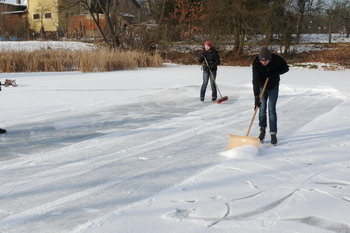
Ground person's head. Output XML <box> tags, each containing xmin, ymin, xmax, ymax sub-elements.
<box><xmin>259</xmin><ymin>47</ymin><xmax>271</xmax><ymax>66</ymax></box>
<box><xmin>204</xmin><ymin>40</ymin><xmax>212</xmax><ymax>51</ymax></box>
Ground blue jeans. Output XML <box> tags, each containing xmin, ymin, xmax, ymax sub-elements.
<box><xmin>259</xmin><ymin>85</ymin><xmax>279</xmax><ymax>134</ymax></box>
<box><xmin>200</xmin><ymin>70</ymin><xmax>217</xmax><ymax>100</ymax></box>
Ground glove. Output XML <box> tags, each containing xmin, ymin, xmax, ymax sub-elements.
<box><xmin>202</xmin><ymin>65</ymin><xmax>209</xmax><ymax>72</ymax></box>
<box><xmin>254</xmin><ymin>96</ymin><xmax>260</xmax><ymax>109</ymax></box>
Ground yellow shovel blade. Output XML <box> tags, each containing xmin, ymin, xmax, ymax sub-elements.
<box><xmin>226</xmin><ymin>134</ymin><xmax>261</xmax><ymax>150</ymax></box>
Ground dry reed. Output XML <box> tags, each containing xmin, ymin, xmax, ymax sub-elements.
<box><xmin>0</xmin><ymin>48</ymin><xmax>163</xmax><ymax>73</ymax></box>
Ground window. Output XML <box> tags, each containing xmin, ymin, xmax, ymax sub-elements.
<box><xmin>45</xmin><ymin>13</ymin><xmax>52</xmax><ymax>19</ymax></box>
<box><xmin>33</xmin><ymin>14</ymin><xmax>40</xmax><ymax>20</ymax></box>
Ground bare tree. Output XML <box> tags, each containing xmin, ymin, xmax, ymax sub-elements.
<box><xmin>68</xmin><ymin>0</ymin><xmax>121</xmax><ymax>47</ymax></box>
<box><xmin>337</xmin><ymin>0</ymin><xmax>350</xmax><ymax>37</ymax></box>
<box><xmin>293</xmin><ymin>0</ymin><xmax>314</xmax><ymax>43</ymax></box>
<box><xmin>158</xmin><ymin>0</ymin><xmax>167</xmax><ymax>26</ymax></box>
<box><xmin>325</xmin><ymin>1</ymin><xmax>339</xmax><ymax>43</ymax></box>
<box><xmin>202</xmin><ymin>0</ymin><xmax>257</xmax><ymax>55</ymax></box>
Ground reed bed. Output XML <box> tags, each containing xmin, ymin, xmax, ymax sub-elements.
<box><xmin>0</xmin><ymin>48</ymin><xmax>163</xmax><ymax>73</ymax></box>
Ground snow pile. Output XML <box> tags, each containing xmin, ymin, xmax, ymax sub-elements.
<box><xmin>220</xmin><ymin>145</ymin><xmax>259</xmax><ymax>159</ymax></box>
<box><xmin>299</xmin><ymin>33</ymin><xmax>350</xmax><ymax>43</ymax></box>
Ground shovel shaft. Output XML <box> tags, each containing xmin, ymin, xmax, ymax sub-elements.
<box><xmin>245</xmin><ymin>78</ymin><xmax>269</xmax><ymax>136</ymax></box>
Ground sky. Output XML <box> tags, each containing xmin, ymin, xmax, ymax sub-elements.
<box><xmin>0</xmin><ymin>38</ymin><xmax>350</xmax><ymax>232</ymax></box>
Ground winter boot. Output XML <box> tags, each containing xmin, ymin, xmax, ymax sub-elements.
<box><xmin>271</xmin><ymin>134</ymin><xmax>277</xmax><ymax>145</ymax></box>
<box><xmin>0</xmin><ymin>128</ymin><xmax>7</xmax><ymax>134</ymax></box>
<box><xmin>258</xmin><ymin>127</ymin><xmax>266</xmax><ymax>141</ymax></box>
<box><xmin>200</xmin><ymin>97</ymin><xmax>204</xmax><ymax>102</ymax></box>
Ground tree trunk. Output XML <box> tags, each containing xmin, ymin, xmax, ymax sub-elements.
<box><xmin>233</xmin><ymin>21</ymin><xmax>240</xmax><ymax>54</ymax></box>
<box><xmin>328</xmin><ymin>18</ymin><xmax>332</xmax><ymax>44</ymax></box>
<box><xmin>238</xmin><ymin>27</ymin><xmax>245</xmax><ymax>55</ymax></box>
<box><xmin>159</xmin><ymin>0</ymin><xmax>167</xmax><ymax>26</ymax></box>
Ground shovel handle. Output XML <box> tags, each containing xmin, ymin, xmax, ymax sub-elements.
<box><xmin>246</xmin><ymin>78</ymin><xmax>269</xmax><ymax>136</ymax></box>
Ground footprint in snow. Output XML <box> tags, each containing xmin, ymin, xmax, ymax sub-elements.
<box><xmin>170</xmin><ymin>199</ymin><xmax>197</xmax><ymax>203</ymax></box>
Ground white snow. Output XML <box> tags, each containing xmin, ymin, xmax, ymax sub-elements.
<box><xmin>169</xmin><ymin>34</ymin><xmax>350</xmax><ymax>56</ymax></box>
<box><xmin>0</xmin><ymin>41</ymin><xmax>96</xmax><ymax>52</ymax></box>
<box><xmin>1</xmin><ymin>62</ymin><xmax>350</xmax><ymax>233</ymax></box>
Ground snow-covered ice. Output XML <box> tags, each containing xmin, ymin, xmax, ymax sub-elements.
<box><xmin>1</xmin><ymin>62</ymin><xmax>350</xmax><ymax>233</ymax></box>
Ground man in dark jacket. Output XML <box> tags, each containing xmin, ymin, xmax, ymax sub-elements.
<box><xmin>252</xmin><ymin>47</ymin><xmax>289</xmax><ymax>145</ymax></box>
<box><xmin>198</xmin><ymin>41</ymin><xmax>220</xmax><ymax>102</ymax></box>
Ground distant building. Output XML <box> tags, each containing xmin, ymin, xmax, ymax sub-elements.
<box><xmin>1</xmin><ymin>0</ymin><xmax>149</xmax><ymax>39</ymax></box>
<box><xmin>66</xmin><ymin>0</ymin><xmax>144</xmax><ymax>39</ymax></box>
<box><xmin>0</xmin><ymin>0</ymin><xmax>27</xmax><ymax>38</ymax></box>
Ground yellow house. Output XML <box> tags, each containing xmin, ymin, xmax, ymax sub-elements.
<box><xmin>27</xmin><ymin>0</ymin><xmax>65</xmax><ymax>33</ymax></box>
<box><xmin>26</xmin><ymin>0</ymin><xmax>146</xmax><ymax>36</ymax></box>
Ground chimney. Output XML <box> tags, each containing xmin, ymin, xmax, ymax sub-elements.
<box><xmin>16</xmin><ymin>0</ymin><xmax>21</xmax><ymax>4</ymax></box>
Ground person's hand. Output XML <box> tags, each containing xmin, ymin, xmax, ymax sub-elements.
<box><xmin>202</xmin><ymin>64</ymin><xmax>209</xmax><ymax>72</ymax></box>
<box><xmin>254</xmin><ymin>96</ymin><xmax>260</xmax><ymax>109</ymax></box>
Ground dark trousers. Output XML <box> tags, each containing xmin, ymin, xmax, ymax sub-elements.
<box><xmin>200</xmin><ymin>70</ymin><xmax>217</xmax><ymax>100</ymax></box>
<box><xmin>259</xmin><ymin>85</ymin><xmax>279</xmax><ymax>134</ymax></box>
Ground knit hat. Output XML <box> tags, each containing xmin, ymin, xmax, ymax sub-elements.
<box><xmin>259</xmin><ymin>47</ymin><xmax>271</xmax><ymax>61</ymax></box>
<box><xmin>204</xmin><ymin>40</ymin><xmax>212</xmax><ymax>47</ymax></box>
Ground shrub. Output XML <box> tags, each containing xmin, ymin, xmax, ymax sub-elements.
<box><xmin>0</xmin><ymin>49</ymin><xmax>163</xmax><ymax>73</ymax></box>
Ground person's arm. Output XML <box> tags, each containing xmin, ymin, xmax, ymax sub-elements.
<box><xmin>198</xmin><ymin>51</ymin><xmax>205</xmax><ymax>64</ymax></box>
<box><xmin>212</xmin><ymin>51</ymin><xmax>220</xmax><ymax>67</ymax></box>
<box><xmin>278</xmin><ymin>57</ymin><xmax>289</xmax><ymax>75</ymax></box>
<box><xmin>252</xmin><ymin>60</ymin><xmax>260</xmax><ymax>97</ymax></box>
<box><xmin>269</xmin><ymin>56</ymin><xmax>289</xmax><ymax>77</ymax></box>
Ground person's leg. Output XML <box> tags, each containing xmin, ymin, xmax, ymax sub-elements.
<box><xmin>259</xmin><ymin>90</ymin><xmax>268</xmax><ymax>130</ymax></box>
<box><xmin>267</xmin><ymin>85</ymin><xmax>279</xmax><ymax>134</ymax></box>
<box><xmin>200</xmin><ymin>71</ymin><xmax>210</xmax><ymax>101</ymax></box>
<box><xmin>209</xmin><ymin>70</ymin><xmax>217</xmax><ymax>101</ymax></box>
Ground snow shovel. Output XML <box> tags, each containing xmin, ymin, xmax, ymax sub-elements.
<box><xmin>226</xmin><ymin>78</ymin><xmax>269</xmax><ymax>150</ymax></box>
<box><xmin>203</xmin><ymin>56</ymin><xmax>228</xmax><ymax>104</ymax></box>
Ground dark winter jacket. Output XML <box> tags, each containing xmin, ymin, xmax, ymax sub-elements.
<box><xmin>252</xmin><ymin>53</ymin><xmax>289</xmax><ymax>97</ymax></box>
<box><xmin>198</xmin><ymin>48</ymin><xmax>220</xmax><ymax>71</ymax></box>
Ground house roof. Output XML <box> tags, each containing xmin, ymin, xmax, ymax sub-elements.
<box><xmin>0</xmin><ymin>0</ymin><xmax>26</xmax><ymax>6</ymax></box>
<box><xmin>0</xmin><ymin>10</ymin><xmax>26</xmax><ymax>14</ymax></box>
<box><xmin>0</xmin><ymin>1</ymin><xmax>27</xmax><ymax>12</ymax></box>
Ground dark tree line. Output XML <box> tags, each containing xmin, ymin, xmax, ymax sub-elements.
<box><xmin>2</xmin><ymin>0</ymin><xmax>349</xmax><ymax>53</ymax></box>
<box><xmin>151</xmin><ymin>0</ymin><xmax>350</xmax><ymax>54</ymax></box>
